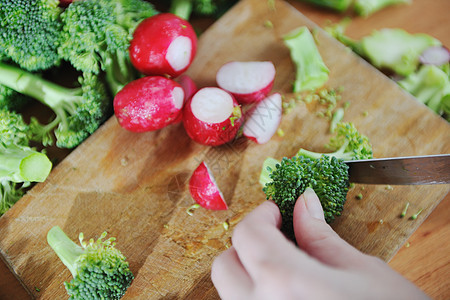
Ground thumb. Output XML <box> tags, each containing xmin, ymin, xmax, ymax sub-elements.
<box><xmin>293</xmin><ymin>188</ymin><xmax>367</xmax><ymax>269</ymax></box>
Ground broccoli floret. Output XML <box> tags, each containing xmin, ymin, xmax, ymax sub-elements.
<box><xmin>0</xmin><ymin>109</ymin><xmax>52</xmax><ymax>215</ymax></box>
<box><xmin>58</xmin><ymin>0</ymin><xmax>157</xmax><ymax>95</ymax></box>
<box><xmin>0</xmin><ymin>61</ymin><xmax>110</xmax><ymax>149</ymax></box>
<box><xmin>353</xmin><ymin>0</ymin><xmax>410</xmax><ymax>17</ymax></box>
<box><xmin>398</xmin><ymin>64</ymin><xmax>450</xmax><ymax>115</ymax></box>
<box><xmin>47</xmin><ymin>226</ymin><xmax>134</xmax><ymax>299</ymax></box>
<box><xmin>0</xmin><ymin>0</ymin><xmax>62</xmax><ymax>71</ymax></box>
<box><xmin>263</xmin><ymin>156</ymin><xmax>350</xmax><ymax>236</ymax></box>
<box><xmin>297</xmin><ymin>122</ymin><xmax>373</xmax><ymax>161</ymax></box>
<box><xmin>283</xmin><ymin>26</ymin><xmax>329</xmax><ymax>93</ymax></box>
<box><xmin>0</xmin><ymin>84</ymin><xmax>31</xmax><ymax>112</ymax></box>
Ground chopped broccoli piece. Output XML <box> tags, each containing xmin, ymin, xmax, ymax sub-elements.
<box><xmin>58</xmin><ymin>0</ymin><xmax>158</xmax><ymax>95</ymax></box>
<box><xmin>283</xmin><ymin>26</ymin><xmax>329</xmax><ymax>93</ymax></box>
<box><xmin>326</xmin><ymin>23</ymin><xmax>441</xmax><ymax>77</ymax></box>
<box><xmin>398</xmin><ymin>64</ymin><xmax>450</xmax><ymax>115</ymax></box>
<box><xmin>0</xmin><ymin>0</ymin><xmax>62</xmax><ymax>71</ymax></box>
<box><xmin>299</xmin><ymin>0</ymin><xmax>352</xmax><ymax>12</ymax></box>
<box><xmin>1</xmin><ymin>109</ymin><xmax>52</xmax><ymax>215</ymax></box>
<box><xmin>297</xmin><ymin>122</ymin><xmax>373</xmax><ymax>161</ymax></box>
<box><xmin>47</xmin><ymin>226</ymin><xmax>134</xmax><ymax>299</ymax></box>
<box><xmin>263</xmin><ymin>155</ymin><xmax>350</xmax><ymax>237</ymax></box>
<box><xmin>0</xmin><ymin>61</ymin><xmax>111</xmax><ymax>149</ymax></box>
<box><xmin>169</xmin><ymin>0</ymin><xmax>237</xmax><ymax>20</ymax></box>
<box><xmin>353</xmin><ymin>0</ymin><xmax>411</xmax><ymax>17</ymax></box>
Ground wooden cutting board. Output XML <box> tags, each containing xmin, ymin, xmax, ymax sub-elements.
<box><xmin>1</xmin><ymin>0</ymin><xmax>449</xmax><ymax>298</ymax></box>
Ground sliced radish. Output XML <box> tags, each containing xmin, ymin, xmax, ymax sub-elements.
<box><xmin>129</xmin><ymin>13</ymin><xmax>197</xmax><ymax>78</ymax></box>
<box><xmin>172</xmin><ymin>75</ymin><xmax>198</xmax><ymax>124</ymax></box>
<box><xmin>114</xmin><ymin>76</ymin><xmax>184</xmax><ymax>132</ymax></box>
<box><xmin>216</xmin><ymin>61</ymin><xmax>276</xmax><ymax>105</ymax></box>
<box><xmin>189</xmin><ymin>161</ymin><xmax>228</xmax><ymax>210</ymax></box>
<box><xmin>243</xmin><ymin>93</ymin><xmax>282</xmax><ymax>144</ymax></box>
<box><xmin>420</xmin><ymin>46</ymin><xmax>450</xmax><ymax>66</ymax></box>
<box><xmin>182</xmin><ymin>87</ymin><xmax>243</xmax><ymax>146</ymax></box>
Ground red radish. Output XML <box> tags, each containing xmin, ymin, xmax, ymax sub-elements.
<box><xmin>216</xmin><ymin>61</ymin><xmax>276</xmax><ymax>104</ymax></box>
<box><xmin>183</xmin><ymin>87</ymin><xmax>243</xmax><ymax>146</ymax></box>
<box><xmin>114</xmin><ymin>76</ymin><xmax>184</xmax><ymax>132</ymax></box>
<box><xmin>420</xmin><ymin>46</ymin><xmax>450</xmax><ymax>66</ymax></box>
<box><xmin>189</xmin><ymin>161</ymin><xmax>228</xmax><ymax>210</ymax></box>
<box><xmin>129</xmin><ymin>13</ymin><xmax>197</xmax><ymax>78</ymax></box>
<box><xmin>243</xmin><ymin>93</ymin><xmax>282</xmax><ymax>144</ymax></box>
<box><xmin>172</xmin><ymin>75</ymin><xmax>198</xmax><ymax>124</ymax></box>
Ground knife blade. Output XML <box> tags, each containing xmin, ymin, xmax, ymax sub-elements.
<box><xmin>345</xmin><ymin>154</ymin><xmax>450</xmax><ymax>185</ymax></box>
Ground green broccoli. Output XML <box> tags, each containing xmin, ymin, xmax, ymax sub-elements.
<box><xmin>1</xmin><ymin>109</ymin><xmax>52</xmax><ymax>215</ymax></box>
<box><xmin>47</xmin><ymin>226</ymin><xmax>134</xmax><ymax>300</ymax></box>
<box><xmin>0</xmin><ymin>0</ymin><xmax>62</xmax><ymax>72</ymax></box>
<box><xmin>353</xmin><ymin>0</ymin><xmax>410</xmax><ymax>17</ymax></box>
<box><xmin>398</xmin><ymin>64</ymin><xmax>450</xmax><ymax>115</ymax></box>
<box><xmin>326</xmin><ymin>23</ymin><xmax>441</xmax><ymax>77</ymax></box>
<box><xmin>0</xmin><ymin>84</ymin><xmax>31</xmax><ymax>112</ymax></box>
<box><xmin>0</xmin><ymin>61</ymin><xmax>110</xmax><ymax>149</ymax></box>
<box><xmin>297</xmin><ymin>122</ymin><xmax>373</xmax><ymax>161</ymax></box>
<box><xmin>299</xmin><ymin>0</ymin><xmax>352</xmax><ymax>12</ymax></box>
<box><xmin>58</xmin><ymin>0</ymin><xmax>158</xmax><ymax>95</ymax></box>
<box><xmin>169</xmin><ymin>0</ymin><xmax>238</xmax><ymax>20</ymax></box>
<box><xmin>283</xmin><ymin>26</ymin><xmax>329</xmax><ymax>93</ymax></box>
<box><xmin>263</xmin><ymin>155</ymin><xmax>350</xmax><ymax>236</ymax></box>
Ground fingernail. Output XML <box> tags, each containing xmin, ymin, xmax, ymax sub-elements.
<box><xmin>302</xmin><ymin>187</ymin><xmax>324</xmax><ymax>220</ymax></box>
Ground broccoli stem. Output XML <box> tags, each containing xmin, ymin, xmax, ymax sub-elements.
<box><xmin>0</xmin><ymin>145</ymin><xmax>52</xmax><ymax>183</ymax></box>
<box><xmin>354</xmin><ymin>0</ymin><xmax>410</xmax><ymax>17</ymax></box>
<box><xmin>0</xmin><ymin>62</ymin><xmax>82</xmax><ymax>111</ymax></box>
<box><xmin>47</xmin><ymin>226</ymin><xmax>85</xmax><ymax>278</ymax></box>
<box><xmin>170</xmin><ymin>0</ymin><xmax>193</xmax><ymax>20</ymax></box>
<box><xmin>297</xmin><ymin>140</ymin><xmax>354</xmax><ymax>161</ymax></box>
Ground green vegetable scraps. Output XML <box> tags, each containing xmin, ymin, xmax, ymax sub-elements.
<box><xmin>186</xmin><ymin>203</ymin><xmax>201</xmax><ymax>216</ymax></box>
<box><xmin>283</xmin><ymin>26</ymin><xmax>329</xmax><ymax>93</ymax></box>
<box><xmin>47</xmin><ymin>226</ymin><xmax>134</xmax><ymax>299</ymax></box>
<box><xmin>400</xmin><ymin>202</ymin><xmax>410</xmax><ymax>218</ymax></box>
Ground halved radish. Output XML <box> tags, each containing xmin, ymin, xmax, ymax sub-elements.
<box><xmin>172</xmin><ymin>75</ymin><xmax>198</xmax><ymax>124</ymax></box>
<box><xmin>189</xmin><ymin>161</ymin><xmax>228</xmax><ymax>210</ymax></box>
<box><xmin>129</xmin><ymin>13</ymin><xmax>197</xmax><ymax>78</ymax></box>
<box><xmin>216</xmin><ymin>61</ymin><xmax>276</xmax><ymax>104</ymax></box>
<box><xmin>243</xmin><ymin>93</ymin><xmax>282</xmax><ymax>144</ymax></box>
<box><xmin>183</xmin><ymin>87</ymin><xmax>243</xmax><ymax>146</ymax></box>
<box><xmin>114</xmin><ymin>76</ymin><xmax>184</xmax><ymax>132</ymax></box>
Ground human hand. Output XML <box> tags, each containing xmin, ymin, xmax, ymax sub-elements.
<box><xmin>211</xmin><ymin>187</ymin><xmax>429</xmax><ymax>300</ymax></box>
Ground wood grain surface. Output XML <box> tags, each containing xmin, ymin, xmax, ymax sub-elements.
<box><xmin>0</xmin><ymin>0</ymin><xmax>449</xmax><ymax>299</ymax></box>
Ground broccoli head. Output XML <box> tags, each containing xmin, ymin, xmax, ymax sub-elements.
<box><xmin>0</xmin><ymin>84</ymin><xmax>31</xmax><ymax>112</ymax></box>
<box><xmin>297</xmin><ymin>122</ymin><xmax>373</xmax><ymax>161</ymax></box>
<box><xmin>263</xmin><ymin>156</ymin><xmax>349</xmax><ymax>237</ymax></box>
<box><xmin>0</xmin><ymin>61</ymin><xmax>111</xmax><ymax>149</ymax></box>
<box><xmin>1</xmin><ymin>109</ymin><xmax>52</xmax><ymax>215</ymax></box>
<box><xmin>47</xmin><ymin>226</ymin><xmax>134</xmax><ymax>300</ymax></box>
<box><xmin>0</xmin><ymin>0</ymin><xmax>62</xmax><ymax>71</ymax></box>
<box><xmin>58</xmin><ymin>0</ymin><xmax>157</xmax><ymax>94</ymax></box>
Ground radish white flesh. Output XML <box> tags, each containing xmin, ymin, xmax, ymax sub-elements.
<box><xmin>189</xmin><ymin>161</ymin><xmax>228</xmax><ymax>210</ymax></box>
<box><xmin>183</xmin><ymin>87</ymin><xmax>243</xmax><ymax>146</ymax></box>
<box><xmin>216</xmin><ymin>61</ymin><xmax>276</xmax><ymax>104</ymax></box>
<box><xmin>420</xmin><ymin>46</ymin><xmax>450</xmax><ymax>66</ymax></box>
<box><xmin>243</xmin><ymin>93</ymin><xmax>282</xmax><ymax>144</ymax></box>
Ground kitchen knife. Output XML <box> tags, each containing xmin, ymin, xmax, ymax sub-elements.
<box><xmin>346</xmin><ymin>154</ymin><xmax>450</xmax><ymax>185</ymax></box>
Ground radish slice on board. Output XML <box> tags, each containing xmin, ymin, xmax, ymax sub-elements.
<box><xmin>216</xmin><ymin>61</ymin><xmax>276</xmax><ymax>104</ymax></box>
<box><xmin>189</xmin><ymin>162</ymin><xmax>228</xmax><ymax>210</ymax></box>
<box><xmin>243</xmin><ymin>93</ymin><xmax>282</xmax><ymax>144</ymax></box>
<box><xmin>113</xmin><ymin>76</ymin><xmax>184</xmax><ymax>132</ymax></box>
<box><xmin>182</xmin><ymin>87</ymin><xmax>243</xmax><ymax>146</ymax></box>
<box><xmin>173</xmin><ymin>75</ymin><xmax>198</xmax><ymax>124</ymax></box>
<box><xmin>420</xmin><ymin>46</ymin><xmax>450</xmax><ymax>66</ymax></box>
<box><xmin>129</xmin><ymin>13</ymin><xmax>197</xmax><ymax>78</ymax></box>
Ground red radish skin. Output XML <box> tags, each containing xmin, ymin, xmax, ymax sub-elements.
<box><xmin>114</xmin><ymin>76</ymin><xmax>184</xmax><ymax>132</ymax></box>
<box><xmin>216</xmin><ymin>61</ymin><xmax>276</xmax><ymax>104</ymax></box>
<box><xmin>243</xmin><ymin>93</ymin><xmax>282</xmax><ymax>144</ymax></box>
<box><xmin>129</xmin><ymin>13</ymin><xmax>197</xmax><ymax>78</ymax></box>
<box><xmin>189</xmin><ymin>162</ymin><xmax>228</xmax><ymax>210</ymax></box>
<box><xmin>183</xmin><ymin>87</ymin><xmax>243</xmax><ymax>146</ymax></box>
